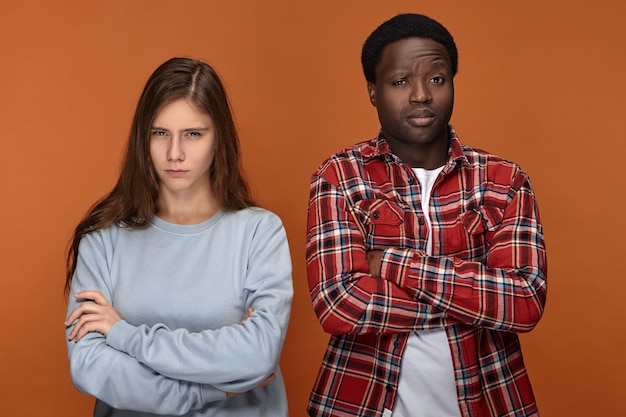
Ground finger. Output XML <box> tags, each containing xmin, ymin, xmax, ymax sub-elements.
<box><xmin>65</xmin><ymin>306</ymin><xmax>84</xmax><ymax>326</ymax></box>
<box><xmin>67</xmin><ymin>316</ymin><xmax>82</xmax><ymax>340</ymax></box>
<box><xmin>72</xmin><ymin>319</ymin><xmax>101</xmax><ymax>342</ymax></box>
<box><xmin>68</xmin><ymin>313</ymin><xmax>105</xmax><ymax>341</ymax></box>
<box><xmin>65</xmin><ymin>302</ymin><xmax>105</xmax><ymax>326</ymax></box>
<box><xmin>67</xmin><ymin>313</ymin><xmax>94</xmax><ymax>340</ymax></box>
<box><xmin>74</xmin><ymin>322</ymin><xmax>97</xmax><ymax>342</ymax></box>
<box><xmin>74</xmin><ymin>290</ymin><xmax>110</xmax><ymax>306</ymax></box>
<box><xmin>65</xmin><ymin>304</ymin><xmax>93</xmax><ymax>326</ymax></box>
<box><xmin>241</xmin><ymin>308</ymin><xmax>253</xmax><ymax>322</ymax></box>
<box><xmin>74</xmin><ymin>290</ymin><xmax>108</xmax><ymax>305</ymax></box>
<box><xmin>258</xmin><ymin>373</ymin><xmax>276</xmax><ymax>388</ymax></box>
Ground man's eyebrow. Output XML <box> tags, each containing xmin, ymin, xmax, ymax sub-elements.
<box><xmin>430</xmin><ymin>59</ymin><xmax>451</xmax><ymax>69</ymax></box>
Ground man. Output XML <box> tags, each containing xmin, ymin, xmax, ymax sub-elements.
<box><xmin>306</xmin><ymin>13</ymin><xmax>547</xmax><ymax>417</ymax></box>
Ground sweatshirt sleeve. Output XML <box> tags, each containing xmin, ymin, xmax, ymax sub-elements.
<box><xmin>104</xmin><ymin>214</ymin><xmax>294</xmax><ymax>392</ymax></box>
<box><xmin>66</xmin><ymin>233</ymin><xmax>227</xmax><ymax>414</ymax></box>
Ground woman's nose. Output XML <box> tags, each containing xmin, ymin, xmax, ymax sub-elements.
<box><xmin>166</xmin><ymin>136</ymin><xmax>185</xmax><ymax>162</ymax></box>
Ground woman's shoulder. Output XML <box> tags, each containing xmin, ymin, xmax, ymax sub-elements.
<box><xmin>80</xmin><ymin>221</ymin><xmax>140</xmax><ymax>246</ymax></box>
<box><xmin>76</xmin><ymin>223</ymin><xmax>126</xmax><ymax>258</ymax></box>
<box><xmin>223</xmin><ymin>207</ymin><xmax>284</xmax><ymax>229</ymax></box>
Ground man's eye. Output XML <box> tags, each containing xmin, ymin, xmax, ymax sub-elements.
<box><xmin>392</xmin><ymin>79</ymin><xmax>407</xmax><ymax>86</ymax></box>
<box><xmin>430</xmin><ymin>76</ymin><xmax>445</xmax><ymax>84</ymax></box>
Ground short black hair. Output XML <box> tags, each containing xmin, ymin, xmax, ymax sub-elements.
<box><xmin>361</xmin><ymin>13</ymin><xmax>458</xmax><ymax>83</ymax></box>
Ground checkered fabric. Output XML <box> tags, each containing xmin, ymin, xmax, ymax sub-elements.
<box><xmin>306</xmin><ymin>126</ymin><xmax>546</xmax><ymax>417</ymax></box>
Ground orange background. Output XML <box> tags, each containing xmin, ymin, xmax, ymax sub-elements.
<box><xmin>1</xmin><ymin>1</ymin><xmax>625</xmax><ymax>416</ymax></box>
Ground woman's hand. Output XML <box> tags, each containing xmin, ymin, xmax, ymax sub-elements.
<box><xmin>242</xmin><ymin>307</ymin><xmax>253</xmax><ymax>321</ymax></box>
<box><xmin>227</xmin><ymin>373</ymin><xmax>276</xmax><ymax>397</ymax></box>
<box><xmin>225</xmin><ymin>306</ymin><xmax>270</xmax><ymax>397</ymax></box>
<box><xmin>65</xmin><ymin>290</ymin><xmax>122</xmax><ymax>342</ymax></box>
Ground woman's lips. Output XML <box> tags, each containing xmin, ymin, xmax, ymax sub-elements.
<box><xmin>165</xmin><ymin>169</ymin><xmax>188</xmax><ymax>178</ymax></box>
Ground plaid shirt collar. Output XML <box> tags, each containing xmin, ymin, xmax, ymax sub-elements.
<box><xmin>361</xmin><ymin>125</ymin><xmax>470</xmax><ymax>173</ymax></box>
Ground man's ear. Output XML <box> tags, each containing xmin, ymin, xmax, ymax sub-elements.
<box><xmin>367</xmin><ymin>82</ymin><xmax>377</xmax><ymax>107</ymax></box>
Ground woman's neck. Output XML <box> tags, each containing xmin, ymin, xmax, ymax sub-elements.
<box><xmin>156</xmin><ymin>190</ymin><xmax>220</xmax><ymax>225</ymax></box>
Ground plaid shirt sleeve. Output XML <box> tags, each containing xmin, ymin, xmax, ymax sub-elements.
<box><xmin>306</xmin><ymin>161</ymin><xmax>448</xmax><ymax>336</ymax></box>
<box><xmin>380</xmin><ymin>163</ymin><xmax>547</xmax><ymax>333</ymax></box>
<box><xmin>306</xmin><ymin>132</ymin><xmax>546</xmax><ymax>417</ymax></box>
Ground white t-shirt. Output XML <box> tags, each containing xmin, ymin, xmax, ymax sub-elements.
<box><xmin>393</xmin><ymin>167</ymin><xmax>461</xmax><ymax>417</ymax></box>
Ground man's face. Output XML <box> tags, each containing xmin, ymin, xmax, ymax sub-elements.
<box><xmin>368</xmin><ymin>37</ymin><xmax>454</xmax><ymax>158</ymax></box>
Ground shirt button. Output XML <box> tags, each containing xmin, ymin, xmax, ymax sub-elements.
<box><xmin>373</xmin><ymin>211</ymin><xmax>380</xmax><ymax>219</ymax></box>
<box><xmin>408</xmin><ymin>177</ymin><xmax>414</xmax><ymax>184</ymax></box>
<box><xmin>418</xmin><ymin>218</ymin><xmax>424</xmax><ymax>225</ymax></box>
<box><xmin>394</xmin><ymin>340</ymin><xmax>401</xmax><ymax>348</ymax></box>
<box><xmin>386</xmin><ymin>384</ymin><xmax>393</xmax><ymax>392</ymax></box>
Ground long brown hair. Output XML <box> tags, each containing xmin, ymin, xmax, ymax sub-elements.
<box><xmin>65</xmin><ymin>57</ymin><xmax>255</xmax><ymax>295</ymax></box>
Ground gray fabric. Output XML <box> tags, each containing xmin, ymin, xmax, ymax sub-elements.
<box><xmin>66</xmin><ymin>208</ymin><xmax>293</xmax><ymax>416</ymax></box>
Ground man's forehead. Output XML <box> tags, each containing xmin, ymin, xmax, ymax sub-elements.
<box><xmin>379</xmin><ymin>38</ymin><xmax>451</xmax><ymax>67</ymax></box>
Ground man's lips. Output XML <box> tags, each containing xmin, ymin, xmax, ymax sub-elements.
<box><xmin>406</xmin><ymin>110</ymin><xmax>436</xmax><ymax>127</ymax></box>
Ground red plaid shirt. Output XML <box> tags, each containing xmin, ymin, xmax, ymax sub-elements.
<box><xmin>306</xmin><ymin>127</ymin><xmax>547</xmax><ymax>417</ymax></box>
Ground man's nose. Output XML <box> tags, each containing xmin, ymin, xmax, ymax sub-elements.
<box><xmin>409</xmin><ymin>79</ymin><xmax>432</xmax><ymax>104</ymax></box>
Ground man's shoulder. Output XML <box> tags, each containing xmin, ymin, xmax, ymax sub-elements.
<box><xmin>459</xmin><ymin>142</ymin><xmax>521</xmax><ymax>171</ymax></box>
<box><xmin>457</xmin><ymin>141</ymin><xmax>531</xmax><ymax>189</ymax></box>
<box><xmin>328</xmin><ymin>139</ymin><xmax>376</xmax><ymax>162</ymax></box>
<box><xmin>313</xmin><ymin>139</ymin><xmax>378</xmax><ymax>176</ymax></box>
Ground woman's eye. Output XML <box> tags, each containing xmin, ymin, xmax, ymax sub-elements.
<box><xmin>151</xmin><ymin>130</ymin><xmax>167</xmax><ymax>137</ymax></box>
<box><xmin>185</xmin><ymin>131</ymin><xmax>201</xmax><ymax>138</ymax></box>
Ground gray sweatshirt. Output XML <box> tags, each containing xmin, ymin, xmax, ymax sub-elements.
<box><xmin>65</xmin><ymin>208</ymin><xmax>293</xmax><ymax>416</ymax></box>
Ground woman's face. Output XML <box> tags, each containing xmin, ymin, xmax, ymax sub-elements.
<box><xmin>149</xmin><ymin>98</ymin><xmax>216</xmax><ymax>199</ymax></box>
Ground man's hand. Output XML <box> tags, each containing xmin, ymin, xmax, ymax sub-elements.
<box><xmin>65</xmin><ymin>291</ymin><xmax>122</xmax><ymax>342</ymax></box>
<box><xmin>367</xmin><ymin>250</ymin><xmax>383</xmax><ymax>278</ymax></box>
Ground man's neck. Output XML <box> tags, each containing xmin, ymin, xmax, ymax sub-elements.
<box><xmin>387</xmin><ymin>139</ymin><xmax>448</xmax><ymax>169</ymax></box>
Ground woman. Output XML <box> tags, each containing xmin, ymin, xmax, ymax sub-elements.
<box><xmin>64</xmin><ymin>57</ymin><xmax>293</xmax><ymax>416</ymax></box>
